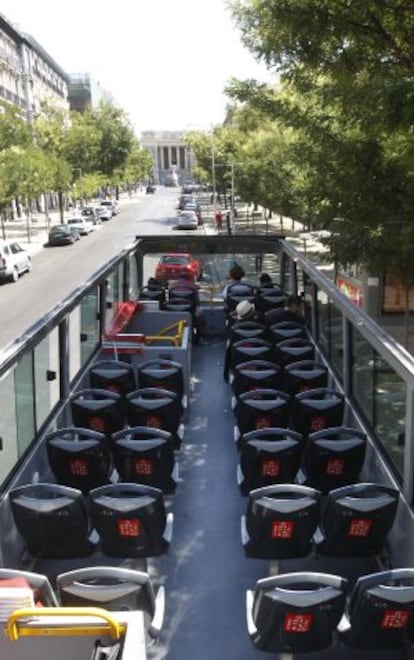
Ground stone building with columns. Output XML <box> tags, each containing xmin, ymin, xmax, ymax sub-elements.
<box><xmin>140</xmin><ymin>130</ymin><xmax>193</xmax><ymax>185</ymax></box>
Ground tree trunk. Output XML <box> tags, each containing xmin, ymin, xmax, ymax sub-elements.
<box><xmin>58</xmin><ymin>190</ymin><xmax>64</xmax><ymax>223</ymax></box>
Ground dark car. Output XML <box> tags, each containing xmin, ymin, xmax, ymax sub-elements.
<box><xmin>146</xmin><ymin>185</ymin><xmax>156</xmax><ymax>194</ymax></box>
<box><xmin>48</xmin><ymin>224</ymin><xmax>81</xmax><ymax>246</ymax></box>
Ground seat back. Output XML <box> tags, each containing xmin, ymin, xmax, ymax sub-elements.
<box><xmin>269</xmin><ymin>321</ymin><xmax>307</xmax><ymax>345</ymax></box>
<box><xmin>236</xmin><ymin>389</ymin><xmax>291</xmax><ymax>438</ymax></box>
<box><xmin>162</xmin><ymin>298</ymin><xmax>194</xmax><ymax>315</ymax></box>
<box><xmin>256</xmin><ymin>290</ymin><xmax>287</xmax><ymax>315</ymax></box>
<box><xmin>290</xmin><ymin>387</ymin><xmax>345</xmax><ymax>436</ymax></box>
<box><xmin>243</xmin><ymin>484</ymin><xmax>321</xmax><ymax>558</ymax></box>
<box><xmin>225</xmin><ymin>283</ymin><xmax>256</xmax><ymax>313</ymax></box>
<box><xmin>230</xmin><ymin>320</ymin><xmax>266</xmax><ymax>344</ymax></box>
<box><xmin>342</xmin><ymin>568</ymin><xmax>414</xmax><ymax>649</ymax></box>
<box><xmin>232</xmin><ymin>360</ymin><xmax>283</xmax><ymax>398</ymax></box>
<box><xmin>89</xmin><ymin>360</ymin><xmax>136</xmax><ymax>397</ymax></box>
<box><xmin>90</xmin><ymin>483</ymin><xmax>172</xmax><ymax>557</ymax></box>
<box><xmin>168</xmin><ymin>285</ymin><xmax>197</xmax><ymax>305</ymax></box>
<box><xmin>46</xmin><ymin>427</ymin><xmax>112</xmax><ymax>493</ymax></box>
<box><xmin>139</xmin><ymin>285</ymin><xmax>166</xmax><ymax>303</ymax></box>
<box><xmin>247</xmin><ymin>572</ymin><xmax>347</xmax><ymax>653</ymax></box>
<box><xmin>9</xmin><ymin>483</ymin><xmax>94</xmax><ymax>558</ymax></box>
<box><xmin>70</xmin><ymin>388</ymin><xmax>125</xmax><ymax>436</ymax></box>
<box><xmin>231</xmin><ymin>338</ymin><xmax>274</xmax><ymax>370</ymax></box>
<box><xmin>274</xmin><ymin>338</ymin><xmax>315</xmax><ymax>367</ymax></box>
<box><xmin>283</xmin><ymin>360</ymin><xmax>328</xmax><ymax>395</ymax></box>
<box><xmin>0</xmin><ymin>569</ymin><xmax>58</xmax><ymax>606</ymax></box>
<box><xmin>316</xmin><ymin>482</ymin><xmax>400</xmax><ymax>556</ymax></box>
<box><xmin>126</xmin><ymin>388</ymin><xmax>181</xmax><ymax>442</ymax></box>
<box><xmin>238</xmin><ymin>428</ymin><xmax>304</xmax><ymax>494</ymax></box>
<box><xmin>112</xmin><ymin>427</ymin><xmax>177</xmax><ymax>493</ymax></box>
<box><xmin>302</xmin><ymin>426</ymin><xmax>367</xmax><ymax>491</ymax></box>
<box><xmin>137</xmin><ymin>359</ymin><xmax>184</xmax><ymax>400</ymax></box>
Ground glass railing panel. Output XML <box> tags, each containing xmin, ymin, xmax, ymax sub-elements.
<box><xmin>329</xmin><ymin>304</ymin><xmax>343</xmax><ymax>381</ymax></box>
<box><xmin>351</xmin><ymin>328</ymin><xmax>375</xmax><ymax>424</ymax></box>
<box><xmin>80</xmin><ymin>287</ymin><xmax>100</xmax><ymax>364</ymax></box>
<box><xmin>316</xmin><ymin>288</ymin><xmax>330</xmax><ymax>356</ymax></box>
<box><xmin>15</xmin><ymin>352</ymin><xmax>35</xmax><ymax>458</ymax></box>
<box><xmin>374</xmin><ymin>356</ymin><xmax>406</xmax><ymax>476</ymax></box>
<box><xmin>0</xmin><ymin>368</ymin><xmax>18</xmax><ymax>486</ymax></box>
<box><xmin>34</xmin><ymin>330</ymin><xmax>60</xmax><ymax>428</ymax></box>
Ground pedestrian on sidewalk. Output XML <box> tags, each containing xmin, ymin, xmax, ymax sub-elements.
<box><xmin>215</xmin><ymin>210</ymin><xmax>222</xmax><ymax>231</ymax></box>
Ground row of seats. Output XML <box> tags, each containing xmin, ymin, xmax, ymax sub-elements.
<box><xmin>232</xmin><ymin>358</ymin><xmax>328</xmax><ymax>397</ymax></box>
<box><xmin>237</xmin><ymin>426</ymin><xmax>367</xmax><ymax>494</ymax></box>
<box><xmin>9</xmin><ymin>482</ymin><xmax>173</xmax><ymax>559</ymax></box>
<box><xmin>247</xmin><ymin>568</ymin><xmax>414</xmax><ymax>653</ymax></box>
<box><xmin>46</xmin><ymin>426</ymin><xmax>179</xmax><ymax>494</ymax></box>
<box><xmin>225</xmin><ymin>283</ymin><xmax>289</xmax><ymax>316</ymax></box>
<box><xmin>241</xmin><ymin>482</ymin><xmax>399</xmax><ymax>559</ymax></box>
<box><xmin>0</xmin><ymin>566</ymin><xmax>164</xmax><ymax>641</ymax></box>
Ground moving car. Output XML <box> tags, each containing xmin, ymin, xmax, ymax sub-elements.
<box><xmin>81</xmin><ymin>207</ymin><xmax>101</xmax><ymax>225</ymax></box>
<box><xmin>66</xmin><ymin>217</ymin><xmax>94</xmax><ymax>235</ymax></box>
<box><xmin>0</xmin><ymin>239</ymin><xmax>31</xmax><ymax>282</ymax></box>
<box><xmin>48</xmin><ymin>224</ymin><xmax>81</xmax><ymax>246</ymax></box>
<box><xmin>176</xmin><ymin>210</ymin><xmax>198</xmax><ymax>230</ymax></box>
<box><xmin>155</xmin><ymin>252</ymin><xmax>202</xmax><ymax>282</ymax></box>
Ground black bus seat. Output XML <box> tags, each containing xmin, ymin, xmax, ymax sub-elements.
<box><xmin>234</xmin><ymin>389</ymin><xmax>291</xmax><ymax>446</ymax></box>
<box><xmin>126</xmin><ymin>387</ymin><xmax>182</xmax><ymax>449</ymax></box>
<box><xmin>274</xmin><ymin>337</ymin><xmax>315</xmax><ymax>367</ymax></box>
<box><xmin>230</xmin><ymin>320</ymin><xmax>267</xmax><ymax>344</ymax></box>
<box><xmin>339</xmin><ymin>568</ymin><xmax>414</xmax><ymax>649</ymax></box>
<box><xmin>137</xmin><ymin>358</ymin><xmax>185</xmax><ymax>406</ymax></box>
<box><xmin>231</xmin><ymin>338</ymin><xmax>274</xmax><ymax>372</ymax></box>
<box><xmin>9</xmin><ymin>483</ymin><xmax>95</xmax><ymax>558</ymax></box>
<box><xmin>314</xmin><ymin>482</ymin><xmax>399</xmax><ymax>557</ymax></box>
<box><xmin>241</xmin><ymin>484</ymin><xmax>321</xmax><ymax>559</ymax></box>
<box><xmin>246</xmin><ymin>571</ymin><xmax>347</xmax><ymax>653</ymax></box>
<box><xmin>56</xmin><ymin>566</ymin><xmax>165</xmax><ymax>640</ymax></box>
<box><xmin>89</xmin><ymin>360</ymin><xmax>136</xmax><ymax>398</ymax></box>
<box><xmin>111</xmin><ymin>427</ymin><xmax>178</xmax><ymax>494</ymax></box>
<box><xmin>297</xmin><ymin>426</ymin><xmax>367</xmax><ymax>492</ymax></box>
<box><xmin>268</xmin><ymin>320</ymin><xmax>307</xmax><ymax>345</ymax></box>
<box><xmin>283</xmin><ymin>359</ymin><xmax>328</xmax><ymax>395</ymax></box>
<box><xmin>232</xmin><ymin>360</ymin><xmax>283</xmax><ymax>399</ymax></box>
<box><xmin>90</xmin><ymin>483</ymin><xmax>173</xmax><ymax>558</ymax></box>
<box><xmin>237</xmin><ymin>428</ymin><xmax>304</xmax><ymax>494</ymax></box>
<box><xmin>139</xmin><ymin>285</ymin><xmax>166</xmax><ymax>303</ymax></box>
<box><xmin>256</xmin><ymin>290</ymin><xmax>287</xmax><ymax>317</ymax></box>
<box><xmin>0</xmin><ymin>568</ymin><xmax>58</xmax><ymax>606</ymax></box>
<box><xmin>290</xmin><ymin>387</ymin><xmax>345</xmax><ymax>437</ymax></box>
<box><xmin>70</xmin><ymin>389</ymin><xmax>125</xmax><ymax>437</ymax></box>
<box><xmin>225</xmin><ymin>282</ymin><xmax>256</xmax><ymax>315</ymax></box>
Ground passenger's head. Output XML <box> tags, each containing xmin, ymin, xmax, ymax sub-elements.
<box><xmin>229</xmin><ymin>264</ymin><xmax>245</xmax><ymax>282</ymax></box>
<box><xmin>236</xmin><ymin>299</ymin><xmax>256</xmax><ymax>321</ymax></box>
<box><xmin>285</xmin><ymin>294</ymin><xmax>301</xmax><ymax>312</ymax></box>
<box><xmin>259</xmin><ymin>273</ymin><xmax>272</xmax><ymax>286</ymax></box>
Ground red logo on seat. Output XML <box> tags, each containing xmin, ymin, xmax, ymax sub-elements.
<box><xmin>348</xmin><ymin>518</ymin><xmax>372</xmax><ymax>537</ymax></box>
<box><xmin>117</xmin><ymin>518</ymin><xmax>140</xmax><ymax>537</ymax></box>
<box><xmin>69</xmin><ymin>458</ymin><xmax>88</xmax><ymax>476</ymax></box>
<box><xmin>146</xmin><ymin>415</ymin><xmax>161</xmax><ymax>429</ymax></box>
<box><xmin>262</xmin><ymin>459</ymin><xmax>281</xmax><ymax>477</ymax></box>
<box><xmin>89</xmin><ymin>416</ymin><xmax>106</xmax><ymax>433</ymax></box>
<box><xmin>271</xmin><ymin>520</ymin><xmax>295</xmax><ymax>539</ymax></box>
<box><xmin>325</xmin><ymin>458</ymin><xmax>345</xmax><ymax>475</ymax></box>
<box><xmin>104</xmin><ymin>383</ymin><xmax>121</xmax><ymax>394</ymax></box>
<box><xmin>255</xmin><ymin>417</ymin><xmax>271</xmax><ymax>429</ymax></box>
<box><xmin>283</xmin><ymin>613</ymin><xmax>313</xmax><ymax>633</ymax></box>
<box><xmin>309</xmin><ymin>416</ymin><xmax>327</xmax><ymax>432</ymax></box>
<box><xmin>135</xmin><ymin>458</ymin><xmax>153</xmax><ymax>475</ymax></box>
<box><xmin>381</xmin><ymin>609</ymin><xmax>410</xmax><ymax>629</ymax></box>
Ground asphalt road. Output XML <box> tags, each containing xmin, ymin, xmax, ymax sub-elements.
<box><xmin>0</xmin><ymin>188</ymin><xmax>208</xmax><ymax>350</ymax></box>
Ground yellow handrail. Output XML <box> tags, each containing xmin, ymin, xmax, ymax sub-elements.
<box><xmin>6</xmin><ymin>607</ymin><xmax>123</xmax><ymax>641</ymax></box>
<box><xmin>146</xmin><ymin>320</ymin><xmax>187</xmax><ymax>346</ymax></box>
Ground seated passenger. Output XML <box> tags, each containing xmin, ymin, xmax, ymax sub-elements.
<box><xmin>259</xmin><ymin>273</ymin><xmax>273</xmax><ymax>288</ymax></box>
<box><xmin>221</xmin><ymin>264</ymin><xmax>246</xmax><ymax>300</ymax></box>
<box><xmin>265</xmin><ymin>294</ymin><xmax>305</xmax><ymax>327</ymax></box>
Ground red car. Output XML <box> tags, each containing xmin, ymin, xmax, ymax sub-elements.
<box><xmin>155</xmin><ymin>253</ymin><xmax>202</xmax><ymax>282</ymax></box>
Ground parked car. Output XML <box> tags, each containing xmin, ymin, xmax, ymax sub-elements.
<box><xmin>0</xmin><ymin>240</ymin><xmax>31</xmax><ymax>282</ymax></box>
<box><xmin>66</xmin><ymin>217</ymin><xmax>94</xmax><ymax>235</ymax></box>
<box><xmin>146</xmin><ymin>185</ymin><xmax>156</xmax><ymax>194</ymax></box>
<box><xmin>176</xmin><ymin>210</ymin><xmax>198</xmax><ymax>230</ymax></box>
<box><xmin>155</xmin><ymin>252</ymin><xmax>202</xmax><ymax>282</ymax></box>
<box><xmin>81</xmin><ymin>207</ymin><xmax>101</xmax><ymax>225</ymax></box>
<box><xmin>48</xmin><ymin>224</ymin><xmax>81</xmax><ymax>246</ymax></box>
<box><xmin>182</xmin><ymin>202</ymin><xmax>203</xmax><ymax>225</ymax></box>
<box><xmin>94</xmin><ymin>205</ymin><xmax>112</xmax><ymax>221</ymax></box>
<box><xmin>100</xmin><ymin>200</ymin><xmax>119</xmax><ymax>216</ymax></box>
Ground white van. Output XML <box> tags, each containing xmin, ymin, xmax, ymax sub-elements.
<box><xmin>0</xmin><ymin>239</ymin><xmax>32</xmax><ymax>282</ymax></box>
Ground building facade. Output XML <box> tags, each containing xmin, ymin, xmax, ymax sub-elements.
<box><xmin>0</xmin><ymin>13</ymin><xmax>69</xmax><ymax>121</ymax></box>
<box><xmin>141</xmin><ymin>130</ymin><xmax>193</xmax><ymax>185</ymax></box>
<box><xmin>68</xmin><ymin>73</ymin><xmax>115</xmax><ymax>112</ymax></box>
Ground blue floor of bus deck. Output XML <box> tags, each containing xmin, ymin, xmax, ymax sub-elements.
<box><xmin>27</xmin><ymin>339</ymin><xmax>413</xmax><ymax>660</ymax></box>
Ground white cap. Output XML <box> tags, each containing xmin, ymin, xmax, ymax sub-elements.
<box><xmin>236</xmin><ymin>300</ymin><xmax>255</xmax><ymax>320</ymax></box>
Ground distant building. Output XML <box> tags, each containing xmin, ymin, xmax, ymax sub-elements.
<box><xmin>68</xmin><ymin>73</ymin><xmax>115</xmax><ymax>111</ymax></box>
<box><xmin>141</xmin><ymin>130</ymin><xmax>193</xmax><ymax>185</ymax></box>
<box><xmin>0</xmin><ymin>12</ymin><xmax>69</xmax><ymax>120</ymax></box>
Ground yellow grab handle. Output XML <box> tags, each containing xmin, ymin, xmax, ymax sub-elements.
<box><xmin>6</xmin><ymin>607</ymin><xmax>122</xmax><ymax>641</ymax></box>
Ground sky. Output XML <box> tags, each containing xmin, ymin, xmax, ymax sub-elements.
<box><xmin>1</xmin><ymin>0</ymin><xmax>275</xmax><ymax>136</ymax></box>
